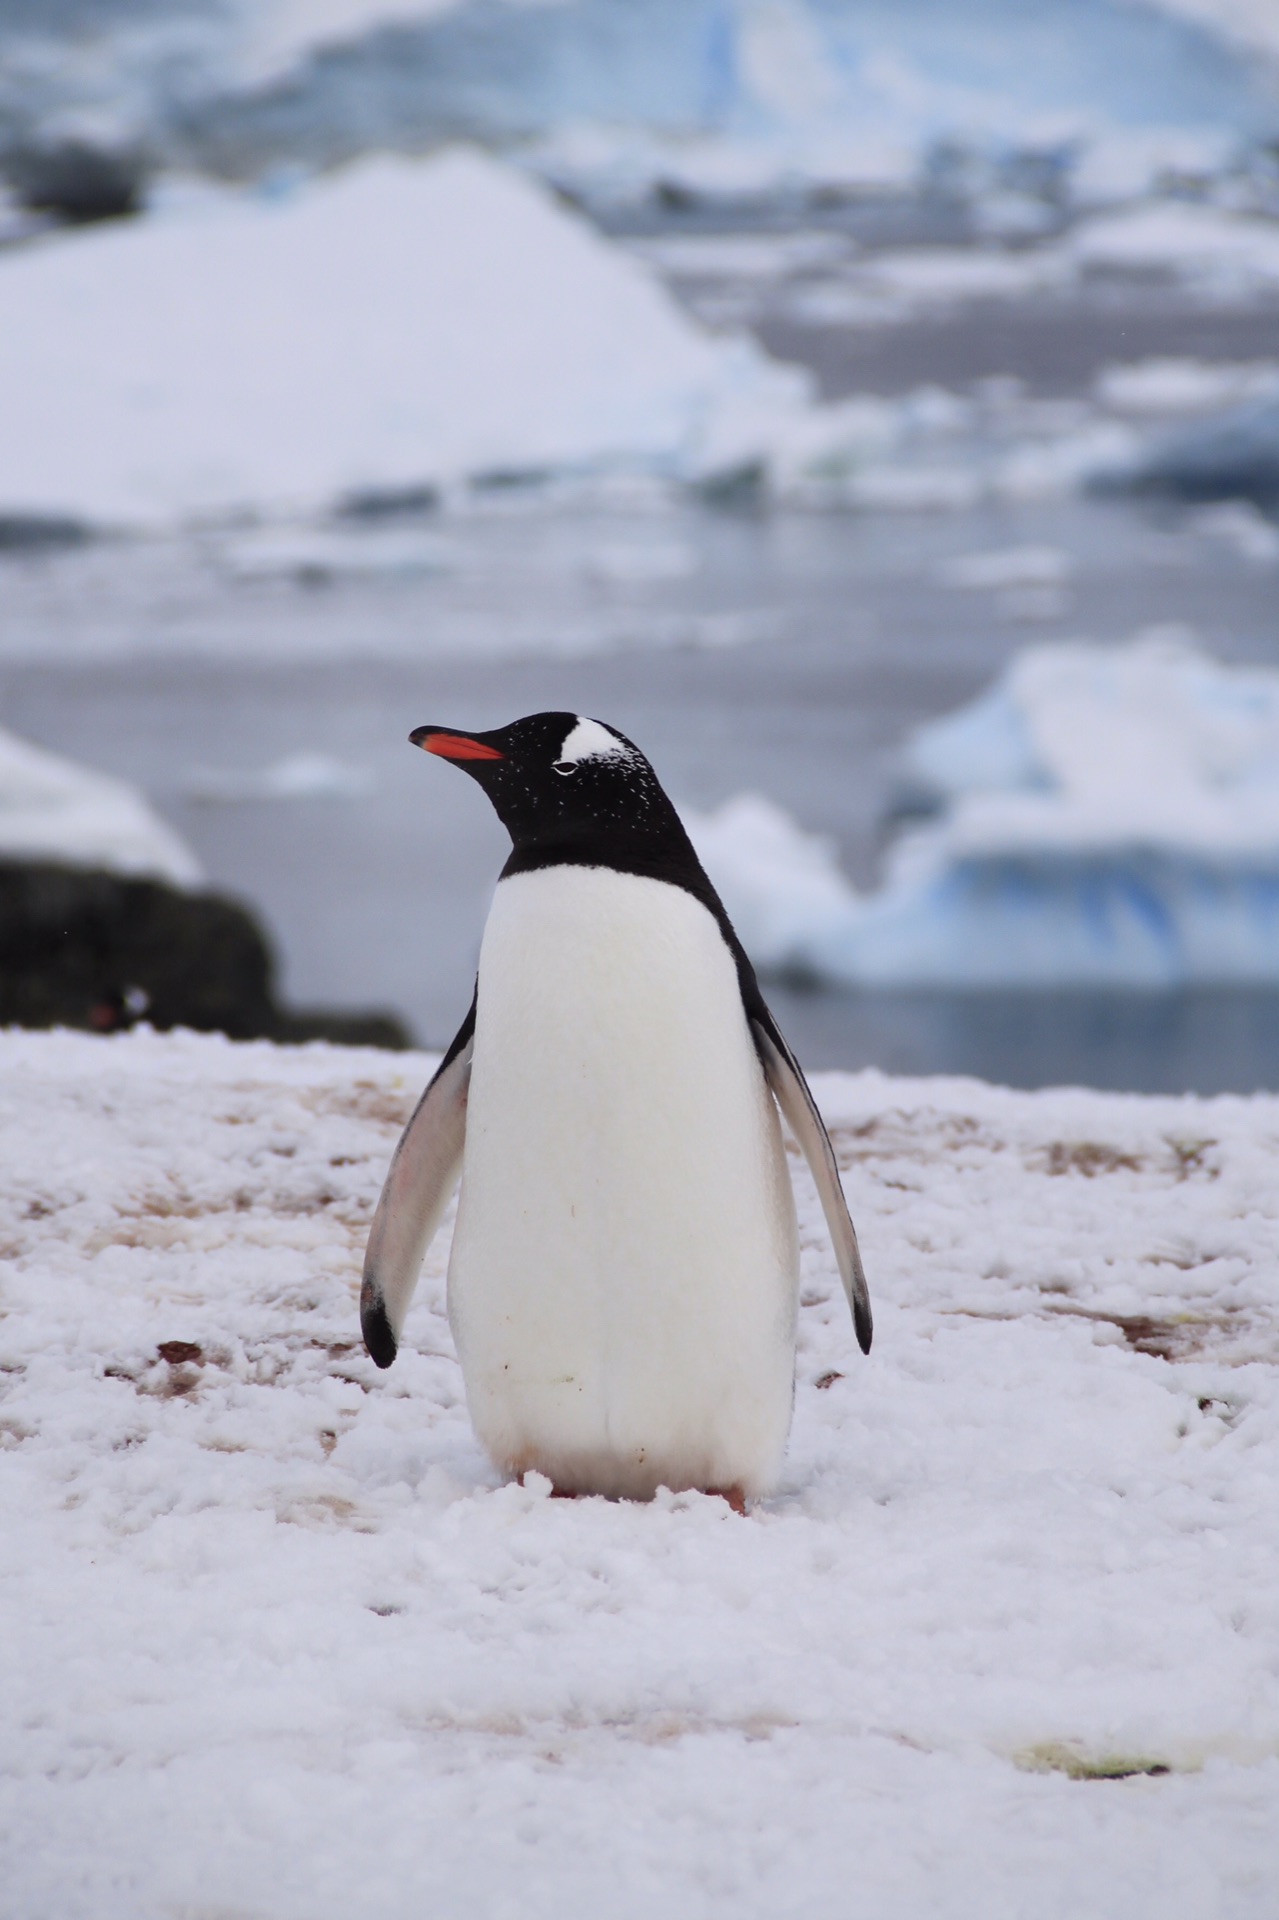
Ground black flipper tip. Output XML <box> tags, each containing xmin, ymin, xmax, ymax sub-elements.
<box><xmin>361</xmin><ymin>1288</ymin><xmax>398</xmax><ymax>1369</ymax></box>
<box><xmin>855</xmin><ymin>1302</ymin><xmax>873</xmax><ymax>1357</ymax></box>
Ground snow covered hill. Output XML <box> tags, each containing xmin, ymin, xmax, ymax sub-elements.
<box><xmin>0</xmin><ymin>1028</ymin><xmax>1275</xmax><ymax>1915</ymax></box>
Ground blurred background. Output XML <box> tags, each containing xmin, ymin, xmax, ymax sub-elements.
<box><xmin>2</xmin><ymin>0</ymin><xmax>1279</xmax><ymax>1087</ymax></box>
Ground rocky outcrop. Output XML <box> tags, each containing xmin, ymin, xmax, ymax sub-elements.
<box><xmin>0</xmin><ymin>861</ymin><xmax>409</xmax><ymax>1049</ymax></box>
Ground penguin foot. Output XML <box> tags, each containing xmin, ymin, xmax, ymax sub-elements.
<box><xmin>712</xmin><ymin>1486</ymin><xmax>748</xmax><ymax>1516</ymax></box>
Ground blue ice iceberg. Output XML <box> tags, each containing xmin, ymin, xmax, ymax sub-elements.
<box><xmin>1113</xmin><ymin>394</ymin><xmax>1279</xmax><ymax>506</ymax></box>
<box><xmin>691</xmin><ymin>635</ymin><xmax>1279</xmax><ymax>988</ymax></box>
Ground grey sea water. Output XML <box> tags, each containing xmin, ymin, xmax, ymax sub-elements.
<box><xmin>3</xmin><ymin>166</ymin><xmax>1279</xmax><ymax>1086</ymax></box>
<box><xmin>4</xmin><ymin>474</ymin><xmax>1279</xmax><ymax>1088</ymax></box>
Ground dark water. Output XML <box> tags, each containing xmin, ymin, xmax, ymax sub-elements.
<box><xmin>766</xmin><ymin>981</ymin><xmax>1279</xmax><ymax>1094</ymax></box>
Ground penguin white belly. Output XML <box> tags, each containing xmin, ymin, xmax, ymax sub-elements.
<box><xmin>448</xmin><ymin>864</ymin><xmax>799</xmax><ymax>1499</ymax></box>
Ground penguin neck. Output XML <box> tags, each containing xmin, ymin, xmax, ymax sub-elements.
<box><xmin>499</xmin><ymin>827</ymin><xmax>709</xmax><ymax>906</ymax></box>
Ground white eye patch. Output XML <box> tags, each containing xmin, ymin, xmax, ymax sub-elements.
<box><xmin>557</xmin><ymin>717</ymin><xmax>627</xmax><ymax>765</ymax></box>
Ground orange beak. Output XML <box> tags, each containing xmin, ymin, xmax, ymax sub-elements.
<box><xmin>410</xmin><ymin>728</ymin><xmax>504</xmax><ymax>761</ymax></box>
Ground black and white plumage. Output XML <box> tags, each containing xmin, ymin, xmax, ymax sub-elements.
<box><xmin>361</xmin><ymin>713</ymin><xmax>870</xmax><ymax>1502</ymax></box>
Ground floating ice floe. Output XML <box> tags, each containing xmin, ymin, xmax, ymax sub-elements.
<box><xmin>777</xmin><ymin>199</ymin><xmax>1279</xmax><ymax>339</ymax></box>
<box><xmin>1090</xmin><ymin>364</ymin><xmax>1279</xmax><ymax>507</ymax></box>
<box><xmin>1114</xmin><ymin>393</ymin><xmax>1279</xmax><ymax>506</ymax></box>
<box><xmin>939</xmin><ymin>545</ymin><xmax>1074</xmax><ymax>590</ymax></box>
<box><xmin>1069</xmin><ymin>201</ymin><xmax>1279</xmax><ymax>292</ymax></box>
<box><xmin>1189</xmin><ymin>499</ymin><xmax>1279</xmax><ymax>562</ymax></box>
<box><xmin>216</xmin><ymin>525</ymin><xmax>457</xmax><ymax>584</ymax></box>
<box><xmin>0</xmin><ymin>724</ymin><xmax>201</xmax><ymax>885</ymax></box>
<box><xmin>690</xmin><ymin>633</ymin><xmax>1279</xmax><ymax>990</ymax></box>
<box><xmin>0</xmin><ymin>148</ymin><xmax>810</xmax><ymax>528</ymax></box>
<box><xmin>184</xmin><ymin>753</ymin><xmax>375</xmax><ymax>803</ymax></box>
<box><xmin>1096</xmin><ymin>356</ymin><xmax>1279</xmax><ymax>416</ymax></box>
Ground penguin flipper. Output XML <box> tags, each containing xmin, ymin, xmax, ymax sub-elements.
<box><xmin>360</xmin><ymin>998</ymin><xmax>475</xmax><ymax>1368</ymax></box>
<box><xmin>751</xmin><ymin>1014</ymin><xmax>872</xmax><ymax>1355</ymax></box>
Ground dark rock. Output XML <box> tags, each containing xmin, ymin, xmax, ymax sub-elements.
<box><xmin>0</xmin><ymin>860</ymin><xmax>411</xmax><ymax>1049</ymax></box>
<box><xmin>157</xmin><ymin>1341</ymin><xmax>204</xmax><ymax>1366</ymax></box>
<box><xmin>0</xmin><ymin>515</ymin><xmax>92</xmax><ymax>553</ymax></box>
<box><xmin>4</xmin><ymin>140</ymin><xmax>148</xmax><ymax>224</ymax></box>
<box><xmin>336</xmin><ymin>483</ymin><xmax>439</xmax><ymax>521</ymax></box>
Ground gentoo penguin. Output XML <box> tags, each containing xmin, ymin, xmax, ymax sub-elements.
<box><xmin>361</xmin><ymin>713</ymin><xmax>871</xmax><ymax>1505</ymax></box>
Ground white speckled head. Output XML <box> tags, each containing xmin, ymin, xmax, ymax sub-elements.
<box><xmin>556</xmin><ymin>717</ymin><xmax>628</xmax><ymax>766</ymax></box>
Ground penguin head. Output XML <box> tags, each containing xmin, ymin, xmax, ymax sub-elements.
<box><xmin>409</xmin><ymin>712</ymin><xmax>691</xmax><ymax>862</ymax></box>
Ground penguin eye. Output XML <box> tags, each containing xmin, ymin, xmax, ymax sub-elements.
<box><xmin>552</xmin><ymin>760</ymin><xmax>577</xmax><ymax>777</ymax></box>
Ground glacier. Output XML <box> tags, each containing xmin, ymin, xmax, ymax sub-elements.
<box><xmin>690</xmin><ymin>634</ymin><xmax>1279</xmax><ymax>989</ymax></box>
<box><xmin>0</xmin><ymin>0</ymin><xmax>1275</xmax><ymax>211</ymax></box>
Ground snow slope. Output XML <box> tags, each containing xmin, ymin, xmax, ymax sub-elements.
<box><xmin>0</xmin><ymin>1027</ymin><xmax>1275</xmax><ymax>1916</ymax></box>
<box><xmin>0</xmin><ymin>723</ymin><xmax>201</xmax><ymax>883</ymax></box>
<box><xmin>0</xmin><ymin>148</ymin><xmax>805</xmax><ymax>527</ymax></box>
<box><xmin>692</xmin><ymin>635</ymin><xmax>1279</xmax><ymax>989</ymax></box>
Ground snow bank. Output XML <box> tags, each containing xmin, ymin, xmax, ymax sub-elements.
<box><xmin>692</xmin><ymin>635</ymin><xmax>1279</xmax><ymax>989</ymax></box>
<box><xmin>0</xmin><ymin>148</ymin><xmax>808</xmax><ymax>527</ymax></box>
<box><xmin>0</xmin><ymin>723</ymin><xmax>200</xmax><ymax>884</ymax></box>
<box><xmin>0</xmin><ymin>1027</ymin><xmax>1275</xmax><ymax>1916</ymax></box>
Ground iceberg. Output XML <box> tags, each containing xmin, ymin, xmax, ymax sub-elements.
<box><xmin>0</xmin><ymin>147</ymin><xmax>808</xmax><ymax>527</ymax></box>
<box><xmin>683</xmin><ymin>793</ymin><xmax>858</xmax><ymax>976</ymax></box>
<box><xmin>691</xmin><ymin>635</ymin><xmax>1279</xmax><ymax>990</ymax></box>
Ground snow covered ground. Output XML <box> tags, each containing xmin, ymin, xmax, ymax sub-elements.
<box><xmin>0</xmin><ymin>1026</ymin><xmax>1276</xmax><ymax>1915</ymax></box>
